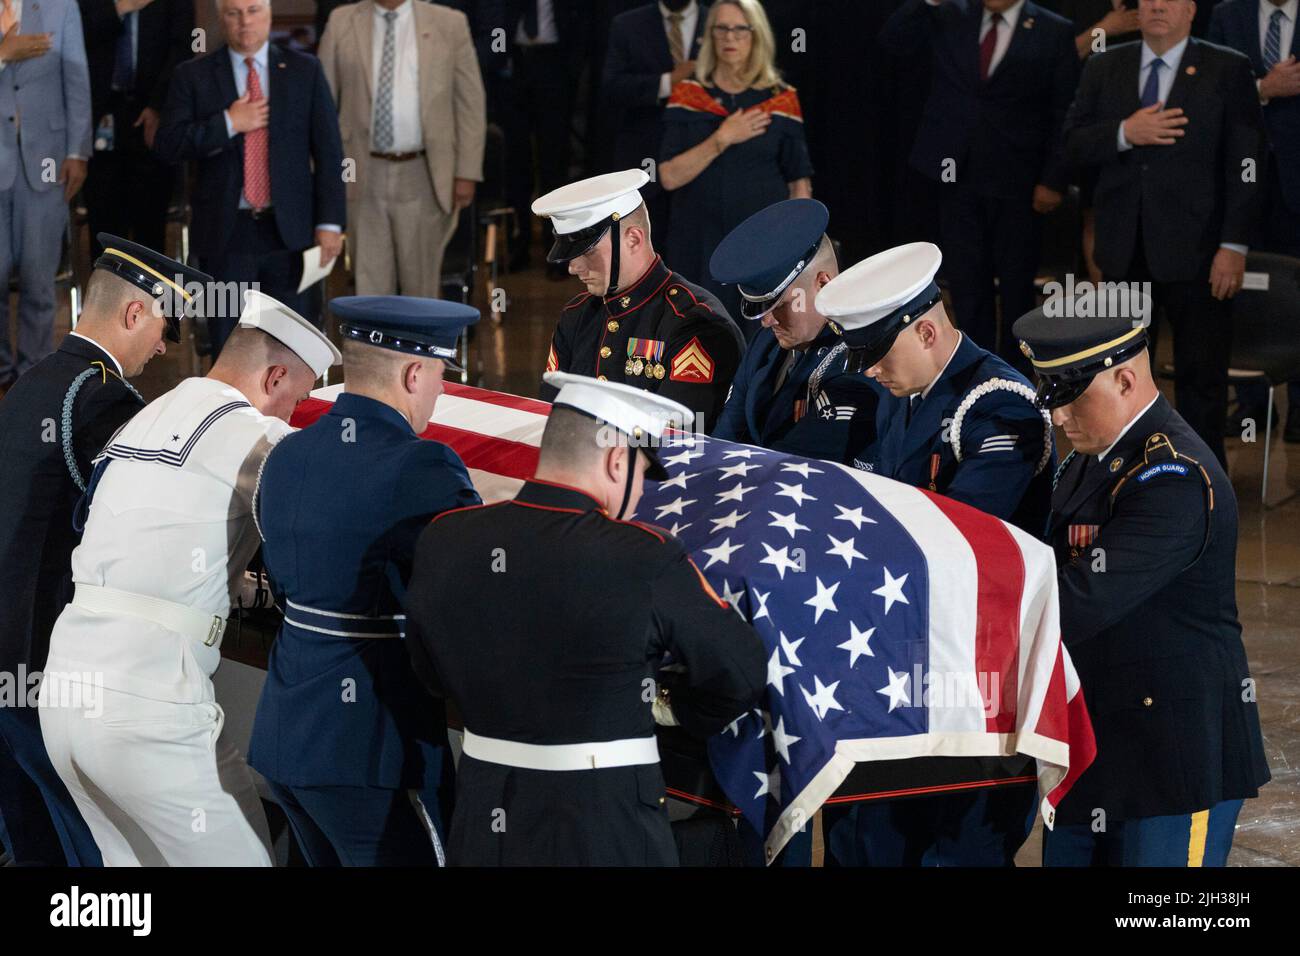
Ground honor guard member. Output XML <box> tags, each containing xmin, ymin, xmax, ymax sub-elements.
<box><xmin>406</xmin><ymin>373</ymin><xmax>767</xmax><ymax>866</ymax></box>
<box><xmin>814</xmin><ymin>241</ymin><xmax>1056</xmax><ymax>867</ymax></box>
<box><xmin>249</xmin><ymin>296</ymin><xmax>482</xmax><ymax>867</ymax></box>
<box><xmin>0</xmin><ymin>235</ymin><xmax>204</xmax><ymax>866</ymax></box>
<box><xmin>1013</xmin><ymin>304</ymin><xmax>1269</xmax><ymax>866</ymax></box>
<box><xmin>39</xmin><ymin>291</ymin><xmax>337</xmax><ymax>866</ymax></box>
<box><xmin>708</xmin><ymin>198</ymin><xmax>882</xmax><ymax>463</ymax></box>
<box><xmin>534</xmin><ymin>169</ymin><xmax>744</xmax><ymax>432</ymax></box>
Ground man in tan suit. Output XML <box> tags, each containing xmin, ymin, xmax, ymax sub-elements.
<box><xmin>319</xmin><ymin>0</ymin><xmax>486</xmax><ymax>298</ymax></box>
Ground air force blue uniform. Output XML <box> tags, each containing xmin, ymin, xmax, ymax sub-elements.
<box><xmin>249</xmin><ymin>297</ymin><xmax>480</xmax><ymax>866</ymax></box>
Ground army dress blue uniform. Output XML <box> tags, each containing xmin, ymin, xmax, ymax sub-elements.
<box><xmin>1014</xmin><ymin>308</ymin><xmax>1270</xmax><ymax>866</ymax></box>
<box><xmin>816</xmin><ymin>242</ymin><xmax>1056</xmax><ymax>867</ymax></box>
<box><xmin>249</xmin><ymin>298</ymin><xmax>481</xmax><ymax>866</ymax></box>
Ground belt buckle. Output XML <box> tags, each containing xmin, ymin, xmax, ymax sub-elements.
<box><xmin>204</xmin><ymin>616</ymin><xmax>226</xmax><ymax>647</ymax></box>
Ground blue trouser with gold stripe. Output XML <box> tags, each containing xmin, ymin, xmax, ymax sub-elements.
<box><xmin>1043</xmin><ymin>799</ymin><xmax>1244</xmax><ymax>867</ymax></box>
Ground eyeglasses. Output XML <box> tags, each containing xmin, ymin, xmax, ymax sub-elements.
<box><xmin>711</xmin><ymin>25</ymin><xmax>754</xmax><ymax>39</ymax></box>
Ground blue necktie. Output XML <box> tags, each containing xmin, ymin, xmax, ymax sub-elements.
<box><xmin>1140</xmin><ymin>56</ymin><xmax>1165</xmax><ymax>108</ymax></box>
<box><xmin>112</xmin><ymin>12</ymin><xmax>136</xmax><ymax>91</ymax></box>
<box><xmin>1263</xmin><ymin>9</ymin><xmax>1284</xmax><ymax>71</ymax></box>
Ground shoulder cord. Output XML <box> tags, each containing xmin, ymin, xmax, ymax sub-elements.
<box><xmin>950</xmin><ymin>377</ymin><xmax>1054</xmax><ymax>476</ymax></box>
<box><xmin>61</xmin><ymin>365</ymin><xmax>144</xmax><ymax>492</ymax></box>
<box><xmin>806</xmin><ymin>339</ymin><xmax>849</xmax><ymax>404</ymax></box>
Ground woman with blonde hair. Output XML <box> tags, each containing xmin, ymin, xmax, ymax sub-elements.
<box><xmin>658</xmin><ymin>0</ymin><xmax>813</xmax><ymax>334</ymax></box>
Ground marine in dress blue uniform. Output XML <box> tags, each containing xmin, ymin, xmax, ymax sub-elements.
<box><xmin>708</xmin><ymin>199</ymin><xmax>882</xmax><ymax>465</ymax></box>
<box><xmin>0</xmin><ymin>235</ymin><xmax>208</xmax><ymax>866</ymax></box>
<box><xmin>815</xmin><ymin>242</ymin><xmax>1056</xmax><ymax>867</ymax></box>
<box><xmin>249</xmin><ymin>296</ymin><xmax>481</xmax><ymax>866</ymax></box>
<box><xmin>1014</xmin><ymin>304</ymin><xmax>1270</xmax><ymax>866</ymax></box>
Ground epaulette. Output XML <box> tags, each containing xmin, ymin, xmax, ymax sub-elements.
<box><xmin>1109</xmin><ymin>431</ymin><xmax>1215</xmax><ymax>565</ymax></box>
<box><xmin>665</xmin><ymin>281</ymin><xmax>713</xmax><ymax>317</ymax></box>
<box><xmin>563</xmin><ymin>292</ymin><xmax>593</xmax><ymax>312</ymax></box>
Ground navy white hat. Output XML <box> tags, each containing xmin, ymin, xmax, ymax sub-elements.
<box><xmin>709</xmin><ymin>199</ymin><xmax>830</xmax><ymax>320</ymax></box>
<box><xmin>532</xmin><ymin>169</ymin><xmax>651</xmax><ymax>264</ymax></box>
<box><xmin>816</xmin><ymin>242</ymin><xmax>944</xmax><ymax>369</ymax></box>
<box><xmin>93</xmin><ymin>233</ymin><xmax>213</xmax><ymax>343</ymax></box>
<box><xmin>1012</xmin><ymin>298</ymin><xmax>1153</xmax><ymax>409</ymax></box>
<box><xmin>543</xmin><ymin>371</ymin><xmax>692</xmax><ymax>482</ymax></box>
<box><xmin>330</xmin><ymin>296</ymin><xmax>480</xmax><ymax>373</ymax></box>
<box><xmin>238</xmin><ymin>290</ymin><xmax>341</xmax><ymax>379</ymax></box>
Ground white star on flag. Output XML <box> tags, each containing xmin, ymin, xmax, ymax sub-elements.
<box><xmin>658</xmin><ymin>470</ymin><xmax>698</xmax><ymax>491</ymax></box>
<box><xmin>774</xmin><ymin>481</ymin><xmax>817</xmax><ymax>507</ymax></box>
<box><xmin>725</xmin><ymin>714</ymin><xmax>743</xmax><ymax>737</ymax></box>
<box><xmin>709</xmin><ymin>509</ymin><xmax>750</xmax><ymax>533</ymax></box>
<box><xmin>722</xmin><ymin>448</ymin><xmax>764</xmax><ymax>459</ymax></box>
<box><xmin>800</xmin><ymin>676</ymin><xmax>844</xmax><ymax>721</ymax></box>
<box><xmin>751</xmin><ymin>587</ymin><xmax>771</xmax><ymax>622</ymax></box>
<box><xmin>779</xmin><ymin>461</ymin><xmax>825</xmax><ymax>478</ymax></box>
<box><xmin>825</xmin><ymin>534</ymin><xmax>867</xmax><ymax>568</ymax></box>
<box><xmin>833</xmin><ymin>504</ymin><xmax>877</xmax><ymax>530</ymax></box>
<box><xmin>779</xmin><ymin>632</ymin><xmax>805</xmax><ymax>667</ymax></box>
<box><xmin>718</xmin><ymin>461</ymin><xmax>761</xmax><ymax>479</ymax></box>
<box><xmin>753</xmin><ymin>764</ymin><xmax>781</xmax><ymax>801</ymax></box>
<box><xmin>768</xmin><ymin>510</ymin><xmax>810</xmax><ymax>538</ymax></box>
<box><xmin>719</xmin><ymin>579</ymin><xmax>746</xmax><ymax>615</ymax></box>
<box><xmin>701</xmin><ymin>536</ymin><xmax>744</xmax><ymax>569</ymax></box>
<box><xmin>661</xmin><ymin>448</ymin><xmax>704</xmax><ymax>467</ymax></box>
<box><xmin>654</xmin><ymin>496</ymin><xmax>697</xmax><ymax>520</ymax></box>
<box><xmin>804</xmin><ymin>576</ymin><xmax>840</xmax><ymax>623</ymax></box>
<box><xmin>716</xmin><ymin>482</ymin><xmax>756</xmax><ymax>504</ymax></box>
<box><xmin>669</xmin><ymin>521</ymin><xmax>692</xmax><ymax>535</ymax></box>
<box><xmin>838</xmin><ymin>622</ymin><xmax>876</xmax><ymax>667</ymax></box>
<box><xmin>877</xmin><ymin>666</ymin><xmax>911</xmax><ymax>712</ymax></box>
<box><xmin>772</xmin><ymin>716</ymin><xmax>802</xmax><ymax>763</ymax></box>
<box><xmin>873</xmin><ymin>567</ymin><xmax>910</xmax><ymax>614</ymax></box>
<box><xmin>759</xmin><ymin>542</ymin><xmax>801</xmax><ymax>580</ymax></box>
<box><xmin>767</xmin><ymin>647</ymin><xmax>795</xmax><ymax>696</ymax></box>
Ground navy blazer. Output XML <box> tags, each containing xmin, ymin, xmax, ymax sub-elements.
<box><xmin>153</xmin><ymin>44</ymin><xmax>346</xmax><ymax>261</ymax></box>
<box><xmin>870</xmin><ymin>333</ymin><xmax>1055</xmax><ymax>536</ymax></box>
<box><xmin>603</xmin><ymin>2</ymin><xmax>709</xmax><ymax>173</ymax></box>
<box><xmin>887</xmin><ymin>0</ymin><xmax>1079</xmax><ymax>197</ymax></box>
<box><xmin>711</xmin><ymin>325</ymin><xmax>882</xmax><ymax>464</ymax></box>
<box><xmin>1210</xmin><ymin>0</ymin><xmax>1300</xmax><ymax>214</ymax></box>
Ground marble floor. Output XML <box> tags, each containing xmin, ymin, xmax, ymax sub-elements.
<box><xmin>19</xmin><ymin>236</ymin><xmax>1300</xmax><ymax>867</ymax></box>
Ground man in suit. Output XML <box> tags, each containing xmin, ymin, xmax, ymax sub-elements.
<box><xmin>816</xmin><ymin>241</ymin><xmax>1056</xmax><ymax>866</ymax></box>
<box><xmin>78</xmin><ymin>0</ymin><xmax>194</xmax><ymax>260</ymax></box>
<box><xmin>709</xmin><ymin>199</ymin><xmax>882</xmax><ymax>464</ymax></box>
<box><xmin>318</xmin><ymin>0</ymin><xmax>485</xmax><ymax>299</ymax></box>
<box><xmin>1014</xmin><ymin>304</ymin><xmax>1269</xmax><ymax>866</ymax></box>
<box><xmin>1210</xmin><ymin>0</ymin><xmax>1300</xmax><ymax>440</ymax></box>
<box><xmin>601</xmin><ymin>1</ymin><xmax>708</xmax><ymax>235</ymax></box>
<box><xmin>1062</xmin><ymin>0</ymin><xmax>1265</xmax><ymax>466</ymax></box>
<box><xmin>887</xmin><ymin>0</ymin><xmax>1079</xmax><ymax>367</ymax></box>
<box><xmin>0</xmin><ymin>0</ymin><xmax>90</xmax><ymax>390</ymax></box>
<box><xmin>0</xmin><ymin>237</ymin><xmax>205</xmax><ymax>866</ymax></box>
<box><xmin>154</xmin><ymin>0</ymin><xmax>346</xmax><ymax>355</ymax></box>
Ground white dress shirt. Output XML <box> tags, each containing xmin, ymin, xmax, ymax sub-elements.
<box><xmin>1097</xmin><ymin>394</ymin><xmax>1159</xmax><ymax>462</ymax></box>
<box><xmin>980</xmin><ymin>0</ymin><xmax>1026</xmax><ymax>78</ymax></box>
<box><xmin>67</xmin><ymin>331</ymin><xmax>125</xmax><ymax>377</ymax></box>
<box><xmin>515</xmin><ymin>0</ymin><xmax>559</xmax><ymax>46</ymax></box>
<box><xmin>657</xmin><ymin>1</ymin><xmax>700</xmax><ymax>100</ymax></box>
<box><xmin>370</xmin><ymin>0</ymin><xmax>423</xmax><ymax>153</ymax></box>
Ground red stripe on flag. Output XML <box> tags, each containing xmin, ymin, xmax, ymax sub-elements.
<box><xmin>1040</xmin><ymin>644</ymin><xmax>1098</xmax><ymax>809</ymax></box>
<box><xmin>443</xmin><ymin>381</ymin><xmax>553</xmax><ymax>416</ymax></box>
<box><xmin>921</xmin><ymin>491</ymin><xmax>1025</xmax><ymax>734</ymax></box>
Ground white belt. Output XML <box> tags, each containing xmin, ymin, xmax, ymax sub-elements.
<box><xmin>72</xmin><ymin>584</ymin><xmax>226</xmax><ymax>648</ymax></box>
<box><xmin>461</xmin><ymin>730</ymin><xmax>660</xmax><ymax>771</ymax></box>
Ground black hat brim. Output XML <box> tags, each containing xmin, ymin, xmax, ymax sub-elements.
<box><xmin>1033</xmin><ymin>375</ymin><xmax>1092</xmax><ymax>410</ymax></box>
<box><xmin>546</xmin><ymin>223</ymin><xmax>611</xmax><ymax>264</ymax></box>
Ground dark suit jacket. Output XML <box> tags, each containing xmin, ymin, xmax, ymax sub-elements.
<box><xmin>890</xmin><ymin>0</ymin><xmax>1079</xmax><ymax>197</ymax></box>
<box><xmin>1049</xmin><ymin>396</ymin><xmax>1269</xmax><ymax>823</ymax></box>
<box><xmin>1210</xmin><ymin>0</ymin><xmax>1300</xmax><ymax>214</ymax></box>
<box><xmin>153</xmin><ymin>44</ymin><xmax>346</xmax><ymax>260</ymax></box>
<box><xmin>78</xmin><ymin>0</ymin><xmax>194</xmax><ymax>120</ymax></box>
<box><xmin>1063</xmin><ymin>38</ymin><xmax>1264</xmax><ymax>281</ymax></box>
<box><xmin>602</xmin><ymin>2</ymin><xmax>708</xmax><ymax>173</ymax></box>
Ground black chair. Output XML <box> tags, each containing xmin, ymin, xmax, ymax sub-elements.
<box><xmin>440</xmin><ymin>198</ymin><xmax>481</xmax><ymax>383</ymax></box>
<box><xmin>1225</xmin><ymin>252</ymin><xmax>1300</xmax><ymax>507</ymax></box>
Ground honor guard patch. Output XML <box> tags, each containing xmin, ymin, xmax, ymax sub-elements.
<box><xmin>1137</xmin><ymin>462</ymin><xmax>1189</xmax><ymax>482</ymax></box>
<box><xmin>669</xmin><ymin>337</ymin><xmax>715</xmax><ymax>383</ymax></box>
<box><xmin>1068</xmin><ymin>524</ymin><xmax>1100</xmax><ymax>548</ymax></box>
<box><xmin>546</xmin><ymin>343</ymin><xmax>559</xmax><ymax>374</ymax></box>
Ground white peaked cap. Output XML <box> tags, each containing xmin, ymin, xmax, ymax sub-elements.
<box><xmin>543</xmin><ymin>371</ymin><xmax>692</xmax><ymax>442</ymax></box>
<box><xmin>816</xmin><ymin>242</ymin><xmax>944</xmax><ymax>331</ymax></box>
<box><xmin>532</xmin><ymin>169</ymin><xmax>651</xmax><ymax>234</ymax></box>
<box><xmin>237</xmin><ymin>289</ymin><xmax>341</xmax><ymax>378</ymax></box>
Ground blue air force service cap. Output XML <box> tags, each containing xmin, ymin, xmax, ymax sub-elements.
<box><xmin>709</xmin><ymin>199</ymin><xmax>830</xmax><ymax>320</ymax></box>
<box><xmin>815</xmin><ymin>242</ymin><xmax>944</xmax><ymax>369</ymax></box>
<box><xmin>330</xmin><ymin>296</ymin><xmax>480</xmax><ymax>372</ymax></box>
<box><xmin>1012</xmin><ymin>294</ymin><xmax>1152</xmax><ymax>409</ymax></box>
<box><xmin>93</xmin><ymin>233</ymin><xmax>213</xmax><ymax>343</ymax></box>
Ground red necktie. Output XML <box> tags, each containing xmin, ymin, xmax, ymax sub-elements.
<box><xmin>979</xmin><ymin>13</ymin><xmax>1003</xmax><ymax>83</ymax></box>
<box><xmin>242</xmin><ymin>57</ymin><xmax>271</xmax><ymax>210</ymax></box>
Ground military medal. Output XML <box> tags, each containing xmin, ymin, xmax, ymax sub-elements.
<box><xmin>633</xmin><ymin>358</ymin><xmax>645</xmax><ymax>376</ymax></box>
<box><xmin>653</xmin><ymin>364</ymin><xmax>665</xmax><ymax>380</ymax></box>
<box><xmin>627</xmin><ymin>338</ymin><xmax>665</xmax><ymax>383</ymax></box>
<box><xmin>928</xmin><ymin>452</ymin><xmax>941</xmax><ymax>491</ymax></box>
<box><xmin>625</xmin><ymin>359</ymin><xmax>636</xmax><ymax>376</ymax></box>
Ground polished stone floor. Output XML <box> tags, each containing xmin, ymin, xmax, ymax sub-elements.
<box><xmin>22</xmin><ymin>235</ymin><xmax>1300</xmax><ymax>867</ymax></box>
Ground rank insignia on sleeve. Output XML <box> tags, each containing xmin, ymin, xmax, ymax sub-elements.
<box><xmin>545</xmin><ymin>343</ymin><xmax>559</xmax><ymax>373</ymax></box>
<box><xmin>669</xmin><ymin>337</ymin><xmax>715</xmax><ymax>383</ymax></box>
<box><xmin>1068</xmin><ymin>524</ymin><xmax>1100</xmax><ymax>548</ymax></box>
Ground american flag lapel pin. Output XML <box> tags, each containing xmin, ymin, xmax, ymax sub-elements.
<box><xmin>1186</xmin><ymin>65</ymin><xmax>1197</xmax><ymax>76</ymax></box>
<box><xmin>1023</xmin><ymin>17</ymin><xmax>1034</xmax><ymax>29</ymax></box>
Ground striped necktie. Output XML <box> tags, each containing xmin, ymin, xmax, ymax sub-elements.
<box><xmin>1264</xmin><ymin>8</ymin><xmax>1285</xmax><ymax>71</ymax></box>
<box><xmin>667</xmin><ymin>12</ymin><xmax>685</xmax><ymax>64</ymax></box>
<box><xmin>374</xmin><ymin>11</ymin><xmax>398</xmax><ymax>152</ymax></box>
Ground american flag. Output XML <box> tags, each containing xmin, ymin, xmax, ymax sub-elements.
<box><xmin>294</xmin><ymin>383</ymin><xmax>1096</xmax><ymax>861</ymax></box>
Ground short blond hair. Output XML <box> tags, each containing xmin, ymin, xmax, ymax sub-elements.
<box><xmin>695</xmin><ymin>0</ymin><xmax>783</xmax><ymax>91</ymax></box>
